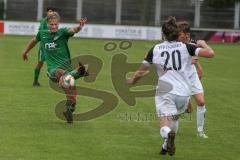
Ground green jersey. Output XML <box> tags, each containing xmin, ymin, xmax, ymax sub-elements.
<box><xmin>38</xmin><ymin>17</ymin><xmax>48</xmax><ymax>62</ymax></box>
<box><xmin>36</xmin><ymin>28</ymin><xmax>74</xmax><ymax>76</ymax></box>
<box><xmin>39</xmin><ymin>17</ymin><xmax>48</xmax><ymax>30</ymax></box>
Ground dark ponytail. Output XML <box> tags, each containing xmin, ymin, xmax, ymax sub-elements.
<box><xmin>162</xmin><ymin>16</ymin><xmax>179</xmax><ymax>41</ymax></box>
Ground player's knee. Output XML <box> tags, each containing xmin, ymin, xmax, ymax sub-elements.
<box><xmin>195</xmin><ymin>94</ymin><xmax>205</xmax><ymax>106</ymax></box>
<box><xmin>195</xmin><ymin>97</ymin><xmax>205</xmax><ymax>106</ymax></box>
<box><xmin>196</xmin><ymin>100</ymin><xmax>205</xmax><ymax>106</ymax></box>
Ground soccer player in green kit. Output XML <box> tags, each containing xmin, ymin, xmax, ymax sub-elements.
<box><xmin>22</xmin><ymin>12</ymin><xmax>88</xmax><ymax>123</ymax></box>
<box><xmin>33</xmin><ymin>7</ymin><xmax>56</xmax><ymax>87</ymax></box>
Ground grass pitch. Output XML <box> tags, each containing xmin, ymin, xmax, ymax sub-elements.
<box><xmin>0</xmin><ymin>35</ymin><xmax>239</xmax><ymax>160</ymax></box>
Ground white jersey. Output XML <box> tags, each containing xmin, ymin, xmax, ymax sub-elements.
<box><xmin>143</xmin><ymin>41</ymin><xmax>201</xmax><ymax>96</ymax></box>
<box><xmin>189</xmin><ymin>64</ymin><xmax>197</xmax><ymax>77</ymax></box>
<box><xmin>187</xmin><ymin>41</ymin><xmax>198</xmax><ymax>78</ymax></box>
<box><xmin>187</xmin><ymin>41</ymin><xmax>204</xmax><ymax>95</ymax></box>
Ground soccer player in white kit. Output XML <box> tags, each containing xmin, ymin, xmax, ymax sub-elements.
<box><xmin>126</xmin><ymin>16</ymin><xmax>214</xmax><ymax>156</ymax></box>
<box><xmin>178</xmin><ymin>21</ymin><xmax>208</xmax><ymax>138</ymax></box>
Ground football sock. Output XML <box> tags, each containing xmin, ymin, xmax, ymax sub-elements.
<box><xmin>162</xmin><ymin>139</ymin><xmax>167</xmax><ymax>150</ymax></box>
<box><xmin>170</xmin><ymin>120</ymin><xmax>179</xmax><ymax>133</ymax></box>
<box><xmin>160</xmin><ymin>126</ymin><xmax>171</xmax><ymax>138</ymax></box>
<box><xmin>197</xmin><ymin>106</ymin><xmax>206</xmax><ymax>132</ymax></box>
<box><xmin>70</xmin><ymin>71</ymin><xmax>78</xmax><ymax>79</ymax></box>
<box><xmin>70</xmin><ymin>70</ymin><xmax>85</xmax><ymax>80</ymax></box>
<box><xmin>66</xmin><ymin>100</ymin><xmax>76</xmax><ymax>112</ymax></box>
<box><xmin>34</xmin><ymin>68</ymin><xmax>41</xmax><ymax>83</ymax></box>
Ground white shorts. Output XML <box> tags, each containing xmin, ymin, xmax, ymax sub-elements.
<box><xmin>190</xmin><ymin>72</ymin><xmax>203</xmax><ymax>95</ymax></box>
<box><xmin>155</xmin><ymin>93</ymin><xmax>190</xmax><ymax>118</ymax></box>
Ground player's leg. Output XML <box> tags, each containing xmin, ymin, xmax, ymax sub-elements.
<box><xmin>33</xmin><ymin>49</ymin><xmax>45</xmax><ymax>86</ymax></box>
<box><xmin>159</xmin><ymin>116</ymin><xmax>176</xmax><ymax>156</ymax></box>
<box><xmin>172</xmin><ymin>95</ymin><xmax>190</xmax><ymax>134</ymax></box>
<box><xmin>70</xmin><ymin>62</ymin><xmax>88</xmax><ymax>79</ymax></box>
<box><xmin>156</xmin><ymin>94</ymin><xmax>177</xmax><ymax>156</ymax></box>
<box><xmin>159</xmin><ymin>94</ymin><xmax>189</xmax><ymax>156</ymax></box>
<box><xmin>54</xmin><ymin>68</ymin><xmax>77</xmax><ymax>123</ymax></box>
<box><xmin>33</xmin><ymin>62</ymin><xmax>43</xmax><ymax>86</ymax></box>
<box><xmin>54</xmin><ymin>68</ymin><xmax>67</xmax><ymax>80</ymax></box>
<box><xmin>191</xmin><ymin>72</ymin><xmax>208</xmax><ymax>138</ymax></box>
<box><xmin>193</xmin><ymin>92</ymin><xmax>208</xmax><ymax>138</ymax></box>
<box><xmin>63</xmin><ymin>86</ymin><xmax>77</xmax><ymax>123</ymax></box>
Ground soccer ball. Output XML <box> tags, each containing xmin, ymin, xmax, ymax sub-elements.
<box><xmin>61</xmin><ymin>74</ymin><xmax>75</xmax><ymax>88</ymax></box>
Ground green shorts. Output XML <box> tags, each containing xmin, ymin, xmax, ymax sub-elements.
<box><xmin>47</xmin><ymin>68</ymin><xmax>72</xmax><ymax>83</ymax></box>
<box><xmin>38</xmin><ymin>49</ymin><xmax>45</xmax><ymax>62</ymax></box>
<box><xmin>47</xmin><ymin>68</ymin><xmax>60</xmax><ymax>83</ymax></box>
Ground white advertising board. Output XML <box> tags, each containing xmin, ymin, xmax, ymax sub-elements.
<box><xmin>4</xmin><ymin>21</ymin><xmax>162</xmax><ymax>40</ymax></box>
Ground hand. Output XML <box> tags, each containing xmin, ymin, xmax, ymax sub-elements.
<box><xmin>191</xmin><ymin>56</ymin><xmax>198</xmax><ymax>64</ymax></box>
<box><xmin>186</xmin><ymin>102</ymin><xmax>193</xmax><ymax>113</ymax></box>
<box><xmin>22</xmin><ymin>52</ymin><xmax>28</xmax><ymax>61</ymax></box>
<box><xmin>79</xmin><ymin>17</ymin><xmax>87</xmax><ymax>28</ymax></box>
<box><xmin>186</xmin><ymin>105</ymin><xmax>193</xmax><ymax>113</ymax></box>
<box><xmin>196</xmin><ymin>40</ymin><xmax>207</xmax><ymax>48</ymax></box>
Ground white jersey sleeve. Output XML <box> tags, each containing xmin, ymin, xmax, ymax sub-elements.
<box><xmin>142</xmin><ymin>47</ymin><xmax>154</xmax><ymax>67</ymax></box>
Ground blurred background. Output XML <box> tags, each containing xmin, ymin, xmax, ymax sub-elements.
<box><xmin>0</xmin><ymin>1</ymin><xmax>240</xmax><ymax>160</ymax></box>
<box><xmin>0</xmin><ymin>0</ymin><xmax>239</xmax><ymax>29</ymax></box>
<box><xmin>0</xmin><ymin>0</ymin><xmax>239</xmax><ymax>42</ymax></box>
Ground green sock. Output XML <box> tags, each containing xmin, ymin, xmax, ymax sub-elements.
<box><xmin>34</xmin><ymin>68</ymin><xmax>41</xmax><ymax>83</ymax></box>
<box><xmin>70</xmin><ymin>70</ymin><xmax>80</xmax><ymax>79</ymax></box>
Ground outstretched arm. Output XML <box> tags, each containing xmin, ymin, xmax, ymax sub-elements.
<box><xmin>22</xmin><ymin>37</ymin><xmax>38</xmax><ymax>61</ymax></box>
<box><xmin>69</xmin><ymin>17</ymin><xmax>87</xmax><ymax>34</ymax></box>
<box><xmin>126</xmin><ymin>64</ymin><xmax>149</xmax><ymax>85</ymax></box>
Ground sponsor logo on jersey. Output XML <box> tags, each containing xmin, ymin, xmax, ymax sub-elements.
<box><xmin>45</xmin><ymin>42</ymin><xmax>57</xmax><ymax>49</ymax></box>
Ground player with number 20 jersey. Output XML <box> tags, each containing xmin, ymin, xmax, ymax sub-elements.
<box><xmin>126</xmin><ymin>16</ymin><xmax>214</xmax><ymax>156</ymax></box>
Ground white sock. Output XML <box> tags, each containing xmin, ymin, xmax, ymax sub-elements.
<box><xmin>197</xmin><ymin>106</ymin><xmax>206</xmax><ymax>132</ymax></box>
<box><xmin>170</xmin><ymin>120</ymin><xmax>179</xmax><ymax>133</ymax></box>
<box><xmin>162</xmin><ymin>139</ymin><xmax>167</xmax><ymax>150</ymax></box>
<box><xmin>160</xmin><ymin>126</ymin><xmax>171</xmax><ymax>138</ymax></box>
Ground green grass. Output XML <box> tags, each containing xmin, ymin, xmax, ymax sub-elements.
<box><xmin>0</xmin><ymin>35</ymin><xmax>239</xmax><ymax>160</ymax></box>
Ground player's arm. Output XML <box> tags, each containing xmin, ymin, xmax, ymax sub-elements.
<box><xmin>22</xmin><ymin>37</ymin><xmax>38</xmax><ymax>61</ymax></box>
<box><xmin>196</xmin><ymin>40</ymin><xmax>214</xmax><ymax>58</ymax></box>
<box><xmin>68</xmin><ymin>17</ymin><xmax>87</xmax><ymax>34</ymax></box>
<box><xmin>126</xmin><ymin>64</ymin><xmax>149</xmax><ymax>85</ymax></box>
<box><xmin>186</xmin><ymin>40</ymin><xmax>214</xmax><ymax>58</ymax></box>
<box><xmin>126</xmin><ymin>47</ymin><xmax>153</xmax><ymax>85</ymax></box>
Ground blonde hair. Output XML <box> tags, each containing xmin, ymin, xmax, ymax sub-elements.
<box><xmin>47</xmin><ymin>11</ymin><xmax>60</xmax><ymax>22</ymax></box>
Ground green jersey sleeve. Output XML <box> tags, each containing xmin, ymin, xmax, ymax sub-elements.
<box><xmin>36</xmin><ymin>31</ymin><xmax>41</xmax><ymax>42</ymax></box>
<box><xmin>61</xmin><ymin>28</ymin><xmax>74</xmax><ymax>39</ymax></box>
